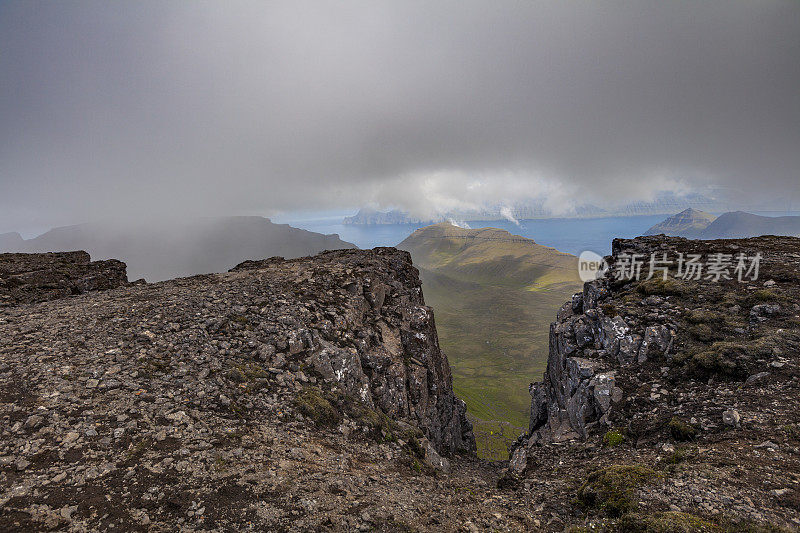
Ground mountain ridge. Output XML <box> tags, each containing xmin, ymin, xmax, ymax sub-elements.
<box><xmin>645</xmin><ymin>209</ymin><xmax>800</xmax><ymax>240</ymax></box>
<box><xmin>1</xmin><ymin>238</ymin><xmax>797</xmax><ymax>530</ymax></box>
<box><xmin>508</xmin><ymin>234</ymin><xmax>800</xmax><ymax>530</ymax></box>
<box><xmin>0</xmin><ymin>248</ymin><xmax>482</xmax><ymax>531</ymax></box>
<box><xmin>0</xmin><ymin>216</ymin><xmax>356</xmax><ymax>281</ymax></box>
<box><xmin>699</xmin><ymin>211</ymin><xmax>800</xmax><ymax>239</ymax></box>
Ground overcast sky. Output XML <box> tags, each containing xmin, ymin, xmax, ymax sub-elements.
<box><xmin>1</xmin><ymin>0</ymin><xmax>799</xmax><ymax>233</ymax></box>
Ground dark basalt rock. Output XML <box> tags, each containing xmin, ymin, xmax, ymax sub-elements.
<box><xmin>511</xmin><ymin>234</ymin><xmax>800</xmax><ymax>475</ymax></box>
<box><xmin>229</xmin><ymin>248</ymin><xmax>476</xmax><ymax>456</ymax></box>
<box><xmin>0</xmin><ymin>251</ymin><xmax>128</xmax><ymax>307</ymax></box>
<box><xmin>0</xmin><ymin>247</ymin><xmax>474</xmax><ymax>457</ymax></box>
<box><xmin>1</xmin><ymin>240</ymin><xmax>798</xmax><ymax>530</ymax></box>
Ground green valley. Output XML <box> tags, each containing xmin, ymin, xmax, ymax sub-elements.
<box><xmin>398</xmin><ymin>223</ymin><xmax>583</xmax><ymax>458</ymax></box>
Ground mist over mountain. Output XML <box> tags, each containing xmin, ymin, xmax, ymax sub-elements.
<box><xmin>1</xmin><ymin>2</ymin><xmax>800</xmax><ymax>530</ymax></box>
<box><xmin>343</xmin><ymin>208</ymin><xmax>428</xmax><ymax>225</ymax></box>
<box><xmin>645</xmin><ymin>210</ymin><xmax>800</xmax><ymax>240</ymax></box>
<box><xmin>2</xmin><ymin>2</ymin><xmax>799</xmax><ymax>232</ymax></box>
<box><xmin>0</xmin><ymin>232</ymin><xmax>24</xmax><ymax>251</ymax></box>
<box><xmin>1</xmin><ymin>217</ymin><xmax>355</xmax><ymax>281</ymax></box>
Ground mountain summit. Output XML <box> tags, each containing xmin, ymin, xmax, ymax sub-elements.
<box><xmin>644</xmin><ymin>208</ymin><xmax>716</xmax><ymax>238</ymax></box>
<box><xmin>2</xmin><ymin>237</ymin><xmax>799</xmax><ymax>530</ymax></box>
<box><xmin>646</xmin><ymin>209</ymin><xmax>800</xmax><ymax>240</ymax></box>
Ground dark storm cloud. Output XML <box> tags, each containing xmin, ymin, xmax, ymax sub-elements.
<box><xmin>1</xmin><ymin>0</ymin><xmax>798</xmax><ymax>230</ymax></box>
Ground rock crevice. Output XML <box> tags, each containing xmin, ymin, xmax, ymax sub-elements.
<box><xmin>525</xmin><ymin>275</ymin><xmax>668</xmax><ymax>447</ymax></box>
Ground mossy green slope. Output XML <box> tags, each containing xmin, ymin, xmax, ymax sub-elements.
<box><xmin>398</xmin><ymin>223</ymin><xmax>583</xmax><ymax>458</ymax></box>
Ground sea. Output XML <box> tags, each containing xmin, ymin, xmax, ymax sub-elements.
<box><xmin>274</xmin><ymin>209</ymin><xmax>800</xmax><ymax>256</ymax></box>
<box><xmin>274</xmin><ymin>212</ymin><xmax>671</xmax><ymax>257</ymax></box>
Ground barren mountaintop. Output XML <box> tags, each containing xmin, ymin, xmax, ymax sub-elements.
<box><xmin>511</xmin><ymin>234</ymin><xmax>800</xmax><ymax>531</ymax></box>
<box><xmin>0</xmin><ymin>248</ymin><xmax>486</xmax><ymax>531</ymax></box>
<box><xmin>1</xmin><ymin>236</ymin><xmax>800</xmax><ymax>532</ymax></box>
<box><xmin>0</xmin><ymin>251</ymin><xmax>128</xmax><ymax>307</ymax></box>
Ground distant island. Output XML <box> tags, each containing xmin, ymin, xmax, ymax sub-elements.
<box><xmin>645</xmin><ymin>209</ymin><xmax>800</xmax><ymax>239</ymax></box>
<box><xmin>343</xmin><ymin>207</ymin><xmax>435</xmax><ymax>225</ymax></box>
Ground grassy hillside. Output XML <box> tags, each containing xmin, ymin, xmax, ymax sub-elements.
<box><xmin>398</xmin><ymin>223</ymin><xmax>583</xmax><ymax>458</ymax></box>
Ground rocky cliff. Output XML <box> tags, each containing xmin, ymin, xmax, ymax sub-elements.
<box><xmin>228</xmin><ymin>248</ymin><xmax>475</xmax><ymax>455</ymax></box>
<box><xmin>507</xmin><ymin>234</ymin><xmax>800</xmax><ymax>529</ymax></box>
<box><xmin>0</xmin><ymin>248</ymin><xmax>482</xmax><ymax>531</ymax></box>
<box><xmin>0</xmin><ymin>251</ymin><xmax>128</xmax><ymax>307</ymax></box>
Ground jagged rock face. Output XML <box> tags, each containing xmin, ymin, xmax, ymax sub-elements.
<box><xmin>3</xmin><ymin>241</ymin><xmax>800</xmax><ymax>530</ymax></box>
<box><xmin>231</xmin><ymin>249</ymin><xmax>475</xmax><ymax>455</ymax></box>
<box><xmin>526</xmin><ymin>280</ymin><xmax>646</xmax><ymax>445</ymax></box>
<box><xmin>0</xmin><ymin>251</ymin><xmax>128</xmax><ymax>307</ymax></box>
<box><xmin>512</xmin><ymin>234</ymin><xmax>800</xmax><ymax>473</ymax></box>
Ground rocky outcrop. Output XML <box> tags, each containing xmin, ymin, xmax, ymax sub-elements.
<box><xmin>521</xmin><ymin>275</ymin><xmax>670</xmax><ymax>450</ymax></box>
<box><xmin>0</xmin><ymin>251</ymin><xmax>128</xmax><ymax>307</ymax></box>
<box><xmin>511</xmin><ymin>234</ymin><xmax>800</xmax><ymax>477</ymax></box>
<box><xmin>0</xmin><ymin>247</ymin><xmax>478</xmax><ymax>530</ymax></box>
<box><xmin>2</xmin><ymin>240</ymin><xmax>799</xmax><ymax>531</ymax></box>
<box><xmin>230</xmin><ymin>248</ymin><xmax>475</xmax><ymax>455</ymax></box>
<box><xmin>1</xmin><ymin>248</ymin><xmax>472</xmax><ymax>454</ymax></box>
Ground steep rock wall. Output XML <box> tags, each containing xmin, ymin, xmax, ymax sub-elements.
<box><xmin>511</xmin><ymin>235</ymin><xmax>800</xmax><ymax>474</ymax></box>
<box><xmin>232</xmin><ymin>248</ymin><xmax>476</xmax><ymax>456</ymax></box>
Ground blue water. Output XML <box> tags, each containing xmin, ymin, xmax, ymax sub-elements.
<box><xmin>277</xmin><ymin>214</ymin><xmax>671</xmax><ymax>256</ymax></box>
<box><xmin>463</xmin><ymin>216</ymin><xmax>670</xmax><ymax>256</ymax></box>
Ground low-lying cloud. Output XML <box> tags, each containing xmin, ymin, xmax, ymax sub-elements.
<box><xmin>1</xmin><ymin>1</ymin><xmax>798</xmax><ymax>233</ymax></box>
